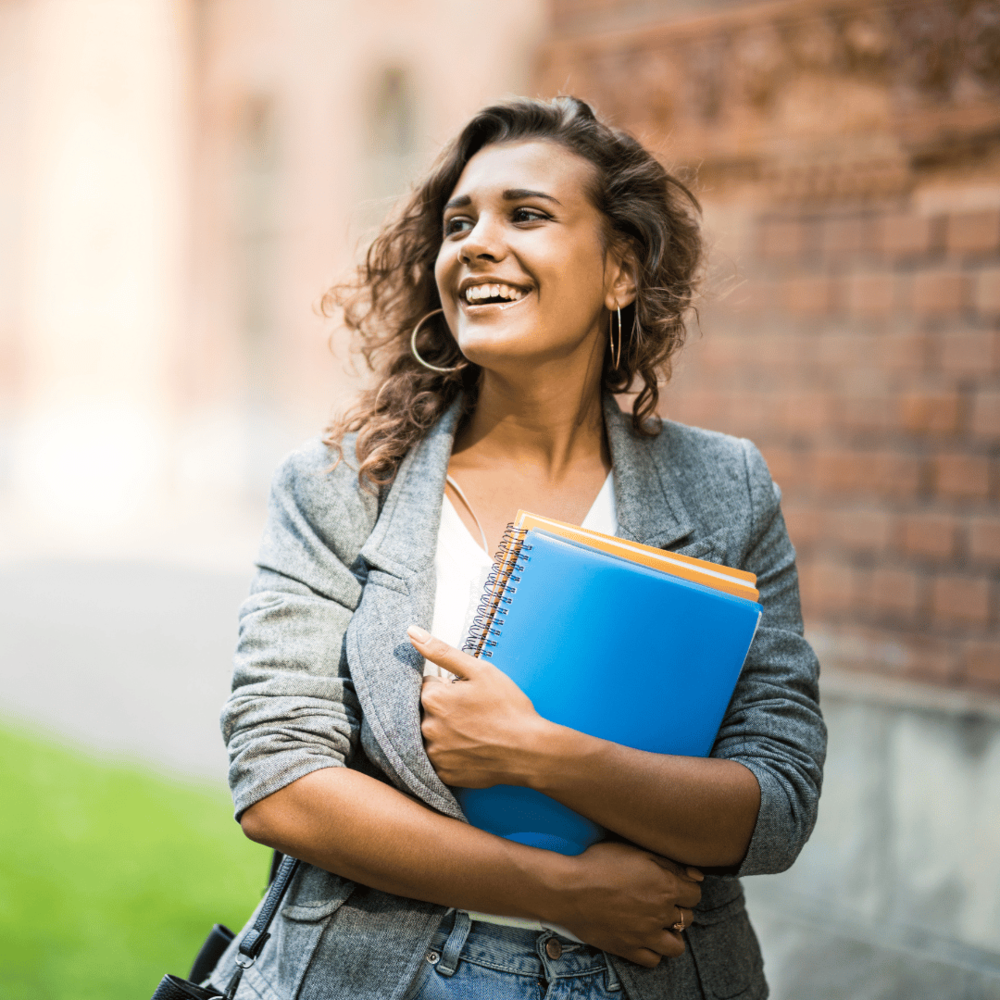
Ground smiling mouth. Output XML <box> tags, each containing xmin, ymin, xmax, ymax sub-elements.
<box><xmin>461</xmin><ymin>282</ymin><xmax>529</xmax><ymax>306</ymax></box>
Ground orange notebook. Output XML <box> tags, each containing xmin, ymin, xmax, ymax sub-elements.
<box><xmin>514</xmin><ymin>509</ymin><xmax>759</xmax><ymax>603</ymax></box>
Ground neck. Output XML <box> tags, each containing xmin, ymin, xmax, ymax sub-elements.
<box><xmin>454</xmin><ymin>370</ymin><xmax>609</xmax><ymax>480</ymax></box>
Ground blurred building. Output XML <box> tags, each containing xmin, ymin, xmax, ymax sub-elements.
<box><xmin>0</xmin><ymin>0</ymin><xmax>546</xmax><ymax>564</ymax></box>
<box><xmin>1</xmin><ymin>0</ymin><xmax>998</xmax><ymax>997</ymax></box>
<box><xmin>535</xmin><ymin>0</ymin><xmax>1000</xmax><ymax>996</ymax></box>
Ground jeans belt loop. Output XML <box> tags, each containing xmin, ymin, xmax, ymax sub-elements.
<box><xmin>435</xmin><ymin>911</ymin><xmax>472</xmax><ymax>978</ymax></box>
<box><xmin>603</xmin><ymin>952</ymin><xmax>622</xmax><ymax>992</ymax></box>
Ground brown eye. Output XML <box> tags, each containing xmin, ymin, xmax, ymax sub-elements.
<box><xmin>512</xmin><ymin>207</ymin><xmax>549</xmax><ymax>223</ymax></box>
<box><xmin>444</xmin><ymin>217</ymin><xmax>473</xmax><ymax>236</ymax></box>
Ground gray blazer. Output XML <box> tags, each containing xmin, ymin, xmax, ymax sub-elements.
<box><xmin>212</xmin><ymin>396</ymin><xmax>826</xmax><ymax>1000</ymax></box>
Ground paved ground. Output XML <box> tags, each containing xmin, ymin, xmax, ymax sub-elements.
<box><xmin>0</xmin><ymin>558</ymin><xmax>253</xmax><ymax>788</ymax></box>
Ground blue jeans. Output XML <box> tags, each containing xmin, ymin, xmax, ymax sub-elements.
<box><xmin>403</xmin><ymin>911</ymin><xmax>625</xmax><ymax>1000</ymax></box>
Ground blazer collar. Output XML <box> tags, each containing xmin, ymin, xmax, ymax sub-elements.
<box><xmin>358</xmin><ymin>396</ymin><xmax>464</xmax><ymax>591</ymax></box>
<box><xmin>603</xmin><ymin>395</ymin><xmax>694</xmax><ymax>551</ymax></box>
<box><xmin>361</xmin><ymin>394</ymin><xmax>696</xmax><ymax>573</ymax></box>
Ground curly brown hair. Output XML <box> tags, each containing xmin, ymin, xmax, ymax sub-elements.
<box><xmin>323</xmin><ymin>95</ymin><xmax>702</xmax><ymax>488</ymax></box>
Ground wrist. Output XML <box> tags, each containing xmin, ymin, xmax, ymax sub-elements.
<box><xmin>522</xmin><ymin>722</ymin><xmax>604</xmax><ymax>795</ymax></box>
<box><xmin>519</xmin><ymin>846</ymin><xmax>581</xmax><ymax>926</ymax></box>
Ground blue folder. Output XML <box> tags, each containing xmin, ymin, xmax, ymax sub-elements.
<box><xmin>455</xmin><ymin>528</ymin><xmax>762</xmax><ymax>856</ymax></box>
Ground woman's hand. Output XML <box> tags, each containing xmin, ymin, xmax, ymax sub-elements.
<box><xmin>410</xmin><ymin>625</ymin><xmax>554</xmax><ymax>788</ymax></box>
<box><xmin>550</xmin><ymin>841</ymin><xmax>704</xmax><ymax>966</ymax></box>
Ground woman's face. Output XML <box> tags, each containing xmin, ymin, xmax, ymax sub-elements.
<box><xmin>434</xmin><ymin>139</ymin><xmax>627</xmax><ymax>374</ymax></box>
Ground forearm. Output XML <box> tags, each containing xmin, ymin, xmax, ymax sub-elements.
<box><xmin>524</xmin><ymin>723</ymin><xmax>760</xmax><ymax>867</ymax></box>
<box><xmin>240</xmin><ymin>766</ymin><xmax>572</xmax><ymax>920</ymax></box>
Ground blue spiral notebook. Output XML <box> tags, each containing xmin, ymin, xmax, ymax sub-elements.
<box><xmin>456</xmin><ymin>527</ymin><xmax>763</xmax><ymax>856</ymax></box>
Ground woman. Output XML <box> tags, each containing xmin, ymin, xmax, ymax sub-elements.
<box><xmin>212</xmin><ymin>96</ymin><xmax>825</xmax><ymax>1000</ymax></box>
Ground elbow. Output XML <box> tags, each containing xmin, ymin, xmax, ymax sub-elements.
<box><xmin>240</xmin><ymin>799</ymin><xmax>278</xmax><ymax>847</ymax></box>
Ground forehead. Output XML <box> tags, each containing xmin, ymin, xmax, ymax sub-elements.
<box><xmin>448</xmin><ymin>139</ymin><xmax>598</xmax><ymax>204</ymax></box>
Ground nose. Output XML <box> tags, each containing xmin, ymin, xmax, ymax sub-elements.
<box><xmin>458</xmin><ymin>213</ymin><xmax>506</xmax><ymax>265</ymax></box>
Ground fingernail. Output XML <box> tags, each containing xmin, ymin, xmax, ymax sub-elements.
<box><xmin>686</xmin><ymin>867</ymin><xmax>704</xmax><ymax>881</ymax></box>
<box><xmin>407</xmin><ymin>624</ymin><xmax>431</xmax><ymax>643</ymax></box>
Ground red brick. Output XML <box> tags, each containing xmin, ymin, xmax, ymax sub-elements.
<box><xmin>932</xmin><ymin>452</ymin><xmax>991</xmax><ymax>500</ymax></box>
<box><xmin>846</xmin><ymin>272</ymin><xmax>896</xmax><ymax>317</ymax></box>
<box><xmin>800</xmin><ymin>557</ymin><xmax>855</xmax><ymax>617</ymax></box>
<box><xmin>696</xmin><ymin>336</ymin><xmax>744</xmax><ymax>375</ymax></box>
<box><xmin>817</xmin><ymin>331</ymin><xmax>871</xmax><ymax>368</ymax></box>
<box><xmin>971</xmin><ymin>392</ymin><xmax>1000</xmax><ymax>439</ymax></box>
<box><xmin>946</xmin><ymin>209</ymin><xmax>1000</xmax><ymax>256</ymax></box>
<box><xmin>828</xmin><ymin>508</ymin><xmax>893</xmax><ymax>553</ymax></box>
<box><xmin>862</xmin><ymin>566</ymin><xmax>923</xmax><ymax>619</ymax></box>
<box><xmin>783</xmin><ymin>276</ymin><xmax>835</xmax><ymax>317</ymax></box>
<box><xmin>668</xmin><ymin>390</ymin><xmax>721</xmax><ymax>428</ymax></box>
<box><xmin>878</xmin><ymin>214</ymin><xmax>936</xmax><ymax>257</ymax></box>
<box><xmin>965</xmin><ymin>640</ymin><xmax>1000</xmax><ymax>688</ymax></box>
<box><xmin>824</xmin><ymin>216</ymin><xmax>872</xmax><ymax>256</ymax></box>
<box><xmin>760</xmin><ymin>218</ymin><xmax>806</xmax><ymax>260</ymax></box>
<box><xmin>734</xmin><ymin>280</ymin><xmax>777</xmax><ymax>317</ymax></box>
<box><xmin>868</xmin><ymin>451</ymin><xmax>925</xmax><ymax>499</ymax></box>
<box><xmin>765</xmin><ymin>450</ymin><xmax>815</xmax><ymax>496</ymax></box>
<box><xmin>813</xmin><ymin>449</ymin><xmax>861</xmax><ymax>493</ymax></box>
<box><xmin>878</xmin><ymin>331</ymin><xmax>929</xmax><ymax>372</ymax></box>
<box><xmin>900</xmin><ymin>635</ymin><xmax>961</xmax><ymax>685</ymax></box>
<box><xmin>912</xmin><ymin>269</ymin><xmax>969</xmax><ymax>317</ymax></box>
<box><xmin>751</xmin><ymin>332</ymin><xmax>801</xmax><ymax>371</ymax></box>
<box><xmin>939</xmin><ymin>329</ymin><xmax>999</xmax><ymax>376</ymax></box>
<box><xmin>969</xmin><ymin>516</ymin><xmax>1000</xmax><ymax>563</ymax></box>
<box><xmin>897</xmin><ymin>512</ymin><xmax>960</xmax><ymax>560</ymax></box>
<box><xmin>931</xmin><ymin>575</ymin><xmax>991</xmax><ymax>626</ymax></box>
<box><xmin>782</xmin><ymin>505</ymin><xmax>824</xmax><ymax>549</ymax></box>
<box><xmin>837</xmin><ymin>394</ymin><xmax>895</xmax><ymax>435</ymax></box>
<box><xmin>975</xmin><ymin>267</ymin><xmax>1000</xmax><ymax>316</ymax></box>
<box><xmin>774</xmin><ymin>391</ymin><xmax>831</xmax><ymax>435</ymax></box>
<box><xmin>898</xmin><ymin>391</ymin><xmax>964</xmax><ymax>435</ymax></box>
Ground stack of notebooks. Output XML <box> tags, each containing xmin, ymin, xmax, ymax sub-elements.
<box><xmin>457</xmin><ymin>510</ymin><xmax>763</xmax><ymax>856</ymax></box>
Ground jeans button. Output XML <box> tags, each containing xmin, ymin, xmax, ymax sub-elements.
<box><xmin>545</xmin><ymin>938</ymin><xmax>562</xmax><ymax>960</ymax></box>
<box><xmin>426</xmin><ymin>950</ymin><xmax>440</xmax><ymax>964</ymax></box>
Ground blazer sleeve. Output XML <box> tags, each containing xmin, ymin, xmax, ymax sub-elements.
<box><xmin>711</xmin><ymin>439</ymin><xmax>827</xmax><ymax>877</ymax></box>
<box><xmin>220</xmin><ymin>441</ymin><xmax>376</xmax><ymax>820</ymax></box>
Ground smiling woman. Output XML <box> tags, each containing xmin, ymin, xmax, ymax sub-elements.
<box><xmin>211</xmin><ymin>97</ymin><xmax>826</xmax><ymax>1000</ymax></box>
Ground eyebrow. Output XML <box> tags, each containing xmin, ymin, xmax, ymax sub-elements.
<box><xmin>443</xmin><ymin>188</ymin><xmax>562</xmax><ymax>211</ymax></box>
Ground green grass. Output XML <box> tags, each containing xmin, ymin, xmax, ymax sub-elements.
<box><xmin>0</xmin><ymin>722</ymin><xmax>269</xmax><ymax>1000</ymax></box>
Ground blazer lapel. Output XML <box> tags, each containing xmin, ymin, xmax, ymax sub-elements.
<box><xmin>346</xmin><ymin>398</ymin><xmax>466</xmax><ymax>820</ymax></box>
<box><xmin>345</xmin><ymin>395</ymin><xmax>694</xmax><ymax>820</ymax></box>
<box><xmin>603</xmin><ymin>396</ymin><xmax>694</xmax><ymax>551</ymax></box>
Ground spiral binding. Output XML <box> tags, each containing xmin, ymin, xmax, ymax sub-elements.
<box><xmin>462</xmin><ymin>524</ymin><xmax>533</xmax><ymax>658</ymax></box>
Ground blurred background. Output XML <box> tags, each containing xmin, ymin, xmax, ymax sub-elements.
<box><xmin>0</xmin><ymin>0</ymin><xmax>997</xmax><ymax>997</ymax></box>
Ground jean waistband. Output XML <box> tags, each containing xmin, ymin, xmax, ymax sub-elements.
<box><xmin>427</xmin><ymin>910</ymin><xmax>621</xmax><ymax>990</ymax></box>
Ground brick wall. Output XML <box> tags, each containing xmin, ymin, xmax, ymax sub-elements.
<box><xmin>665</xmin><ymin>202</ymin><xmax>1000</xmax><ymax>693</ymax></box>
<box><xmin>535</xmin><ymin>0</ymin><xmax>1000</xmax><ymax>694</ymax></box>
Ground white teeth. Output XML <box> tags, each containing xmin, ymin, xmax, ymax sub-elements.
<box><xmin>462</xmin><ymin>282</ymin><xmax>527</xmax><ymax>304</ymax></box>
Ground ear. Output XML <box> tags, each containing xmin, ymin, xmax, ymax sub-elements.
<box><xmin>604</xmin><ymin>245</ymin><xmax>637</xmax><ymax>311</ymax></box>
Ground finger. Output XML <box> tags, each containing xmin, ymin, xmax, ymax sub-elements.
<box><xmin>419</xmin><ymin>675</ymin><xmax>448</xmax><ymax>711</ymax></box>
<box><xmin>407</xmin><ymin>625</ymin><xmax>481</xmax><ymax>680</ymax></box>
<box><xmin>658</xmin><ymin>929</ymin><xmax>686</xmax><ymax>958</ymax></box>
<box><xmin>675</xmin><ymin>883</ymin><xmax>703</xmax><ymax>909</ymax></box>
<box><xmin>648</xmin><ymin>855</ymin><xmax>702</xmax><ymax>883</ymax></box>
<box><xmin>628</xmin><ymin>948</ymin><xmax>663</xmax><ymax>969</ymax></box>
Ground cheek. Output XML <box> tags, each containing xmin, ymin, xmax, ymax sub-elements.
<box><xmin>433</xmin><ymin>253</ymin><xmax>449</xmax><ymax>297</ymax></box>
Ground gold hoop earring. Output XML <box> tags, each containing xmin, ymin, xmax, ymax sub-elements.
<box><xmin>609</xmin><ymin>302</ymin><xmax>623</xmax><ymax>369</ymax></box>
<box><xmin>410</xmin><ymin>308</ymin><xmax>467</xmax><ymax>373</ymax></box>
